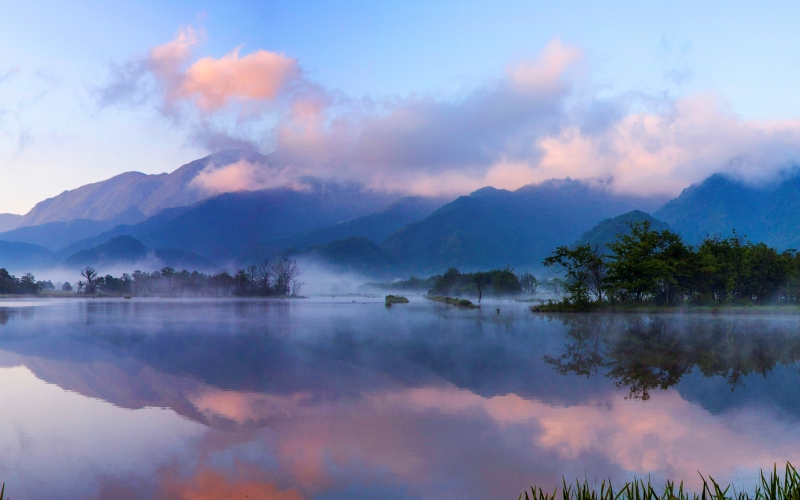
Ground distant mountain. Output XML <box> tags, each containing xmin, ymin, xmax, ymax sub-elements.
<box><xmin>0</xmin><ymin>214</ymin><xmax>22</xmax><ymax>233</ymax></box>
<box><xmin>54</xmin><ymin>206</ymin><xmax>192</xmax><ymax>258</ymax></box>
<box><xmin>287</xmin><ymin>196</ymin><xmax>448</xmax><ymax>250</ymax></box>
<box><xmin>60</xmin><ymin>183</ymin><xmax>399</xmax><ymax>264</ymax></box>
<box><xmin>654</xmin><ymin>173</ymin><xmax>768</xmax><ymax>244</ymax></box>
<box><xmin>18</xmin><ymin>149</ymin><xmax>274</xmax><ymax>227</ymax></box>
<box><xmin>653</xmin><ymin>172</ymin><xmax>800</xmax><ymax>249</ymax></box>
<box><xmin>0</xmin><ymin>241</ymin><xmax>54</xmax><ymax>271</ymax></box>
<box><xmin>134</xmin><ymin>184</ymin><xmax>398</xmax><ymax>261</ymax></box>
<box><xmin>0</xmin><ymin>207</ymin><xmax>146</xmax><ymax>250</ymax></box>
<box><xmin>382</xmin><ymin>180</ymin><xmax>666</xmax><ymax>273</ymax></box>
<box><xmin>63</xmin><ymin>235</ymin><xmax>147</xmax><ymax>267</ymax></box>
<box><xmin>576</xmin><ymin>210</ymin><xmax>670</xmax><ymax>248</ymax></box>
<box><xmin>760</xmin><ymin>175</ymin><xmax>800</xmax><ymax>249</ymax></box>
<box><xmin>295</xmin><ymin>236</ymin><xmax>396</xmax><ymax>276</ymax></box>
<box><xmin>62</xmin><ymin>235</ymin><xmax>216</xmax><ymax>271</ymax></box>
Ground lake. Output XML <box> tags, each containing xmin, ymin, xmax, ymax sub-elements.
<box><xmin>0</xmin><ymin>296</ymin><xmax>799</xmax><ymax>499</ymax></box>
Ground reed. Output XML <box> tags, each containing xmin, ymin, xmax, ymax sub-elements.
<box><xmin>519</xmin><ymin>464</ymin><xmax>800</xmax><ymax>500</ymax></box>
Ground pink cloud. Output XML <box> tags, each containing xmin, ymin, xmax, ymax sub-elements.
<box><xmin>145</xmin><ymin>26</ymin><xmax>300</xmax><ymax>113</ymax></box>
<box><xmin>178</xmin><ymin>48</ymin><xmax>299</xmax><ymax>111</ymax></box>
<box><xmin>101</xmin><ymin>29</ymin><xmax>800</xmax><ymax>198</ymax></box>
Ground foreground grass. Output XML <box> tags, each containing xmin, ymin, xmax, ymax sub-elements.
<box><xmin>520</xmin><ymin>464</ymin><xmax>800</xmax><ymax>500</ymax></box>
<box><xmin>530</xmin><ymin>302</ymin><xmax>800</xmax><ymax>314</ymax></box>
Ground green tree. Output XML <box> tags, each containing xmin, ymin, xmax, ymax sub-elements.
<box><xmin>543</xmin><ymin>244</ymin><xmax>606</xmax><ymax>304</ymax></box>
<box><xmin>604</xmin><ymin>221</ymin><xmax>689</xmax><ymax>304</ymax></box>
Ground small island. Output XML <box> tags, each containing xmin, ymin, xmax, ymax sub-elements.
<box><xmin>385</xmin><ymin>295</ymin><xmax>409</xmax><ymax>305</ymax></box>
<box><xmin>536</xmin><ymin>220</ymin><xmax>800</xmax><ymax>312</ymax></box>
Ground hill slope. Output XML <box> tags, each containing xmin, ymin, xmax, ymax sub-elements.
<box><xmin>0</xmin><ymin>214</ymin><xmax>22</xmax><ymax>233</ymax></box>
<box><xmin>382</xmin><ymin>180</ymin><xmax>666</xmax><ymax>273</ymax></box>
<box><xmin>0</xmin><ymin>241</ymin><xmax>54</xmax><ymax>271</ymax></box>
<box><xmin>0</xmin><ymin>207</ymin><xmax>146</xmax><ymax>250</ymax></box>
<box><xmin>576</xmin><ymin>211</ymin><xmax>670</xmax><ymax>248</ymax></box>
<box><xmin>19</xmin><ymin>149</ymin><xmax>275</xmax><ymax>226</ymax></box>
<box><xmin>654</xmin><ymin>173</ymin><xmax>768</xmax><ymax>244</ymax></box>
<box><xmin>287</xmin><ymin>196</ymin><xmax>448</xmax><ymax>249</ymax></box>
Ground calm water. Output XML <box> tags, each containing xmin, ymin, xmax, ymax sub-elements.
<box><xmin>1</xmin><ymin>297</ymin><xmax>800</xmax><ymax>499</ymax></box>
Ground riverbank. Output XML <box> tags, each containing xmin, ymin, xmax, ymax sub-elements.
<box><xmin>530</xmin><ymin>302</ymin><xmax>800</xmax><ymax>314</ymax></box>
<box><xmin>520</xmin><ymin>464</ymin><xmax>799</xmax><ymax>500</ymax></box>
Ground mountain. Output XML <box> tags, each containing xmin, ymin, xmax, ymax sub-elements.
<box><xmin>54</xmin><ymin>206</ymin><xmax>192</xmax><ymax>257</ymax></box>
<box><xmin>0</xmin><ymin>214</ymin><xmax>22</xmax><ymax>233</ymax></box>
<box><xmin>576</xmin><ymin>210</ymin><xmax>670</xmax><ymax>248</ymax></box>
<box><xmin>653</xmin><ymin>172</ymin><xmax>800</xmax><ymax>249</ymax></box>
<box><xmin>382</xmin><ymin>180</ymin><xmax>666</xmax><ymax>273</ymax></box>
<box><xmin>295</xmin><ymin>236</ymin><xmax>396</xmax><ymax>275</ymax></box>
<box><xmin>0</xmin><ymin>207</ymin><xmax>146</xmax><ymax>250</ymax></box>
<box><xmin>60</xmin><ymin>183</ymin><xmax>399</xmax><ymax>264</ymax></box>
<box><xmin>63</xmin><ymin>235</ymin><xmax>148</xmax><ymax>267</ymax></box>
<box><xmin>654</xmin><ymin>173</ymin><xmax>768</xmax><ymax>244</ymax></box>
<box><xmin>134</xmin><ymin>184</ymin><xmax>398</xmax><ymax>261</ymax></box>
<box><xmin>286</xmin><ymin>196</ymin><xmax>448</xmax><ymax>249</ymax></box>
<box><xmin>0</xmin><ymin>241</ymin><xmax>54</xmax><ymax>271</ymax></box>
<box><xmin>62</xmin><ymin>235</ymin><xmax>216</xmax><ymax>270</ymax></box>
<box><xmin>761</xmin><ymin>175</ymin><xmax>800</xmax><ymax>249</ymax></box>
<box><xmin>18</xmin><ymin>149</ymin><xmax>274</xmax><ymax>227</ymax></box>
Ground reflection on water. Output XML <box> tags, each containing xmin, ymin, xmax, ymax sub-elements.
<box><xmin>0</xmin><ymin>299</ymin><xmax>799</xmax><ymax>499</ymax></box>
<box><xmin>544</xmin><ymin>314</ymin><xmax>800</xmax><ymax>400</ymax></box>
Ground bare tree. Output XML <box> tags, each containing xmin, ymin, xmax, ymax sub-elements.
<box><xmin>254</xmin><ymin>260</ymin><xmax>275</xmax><ymax>295</ymax></box>
<box><xmin>472</xmin><ymin>271</ymin><xmax>490</xmax><ymax>302</ymax></box>
<box><xmin>274</xmin><ymin>259</ymin><xmax>301</xmax><ymax>296</ymax></box>
<box><xmin>80</xmin><ymin>267</ymin><xmax>100</xmax><ymax>295</ymax></box>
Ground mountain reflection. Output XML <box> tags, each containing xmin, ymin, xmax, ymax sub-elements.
<box><xmin>544</xmin><ymin>314</ymin><xmax>800</xmax><ymax>400</ymax></box>
<box><xmin>3</xmin><ymin>300</ymin><xmax>800</xmax><ymax>498</ymax></box>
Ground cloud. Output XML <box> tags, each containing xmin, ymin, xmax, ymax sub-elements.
<box><xmin>162</xmin><ymin>469</ymin><xmax>304</xmax><ymax>500</ymax></box>
<box><xmin>189</xmin><ymin>159</ymin><xmax>310</xmax><ymax>194</ymax></box>
<box><xmin>98</xmin><ymin>29</ymin><xmax>800</xmax><ymax>198</ymax></box>
<box><xmin>97</xmin><ymin>25</ymin><xmax>301</xmax><ymax>115</ymax></box>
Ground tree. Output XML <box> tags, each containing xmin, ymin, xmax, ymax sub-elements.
<box><xmin>543</xmin><ymin>244</ymin><xmax>606</xmax><ymax>304</ymax></box>
<box><xmin>79</xmin><ymin>267</ymin><xmax>100</xmax><ymax>295</ymax></box>
<box><xmin>253</xmin><ymin>260</ymin><xmax>275</xmax><ymax>295</ymax></box>
<box><xmin>18</xmin><ymin>273</ymin><xmax>40</xmax><ymax>294</ymax></box>
<box><xmin>604</xmin><ymin>221</ymin><xmax>688</xmax><ymax>304</ymax></box>
<box><xmin>518</xmin><ymin>272</ymin><xmax>542</xmax><ymax>295</ymax></box>
<box><xmin>472</xmin><ymin>271</ymin><xmax>490</xmax><ymax>302</ymax></box>
<box><xmin>274</xmin><ymin>259</ymin><xmax>302</xmax><ymax>296</ymax></box>
<box><xmin>61</xmin><ymin>282</ymin><xmax>73</xmax><ymax>292</ymax></box>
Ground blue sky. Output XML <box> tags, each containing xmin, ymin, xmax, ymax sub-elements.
<box><xmin>2</xmin><ymin>0</ymin><xmax>800</xmax><ymax>213</ymax></box>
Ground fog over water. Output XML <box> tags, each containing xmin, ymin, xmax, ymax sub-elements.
<box><xmin>0</xmin><ymin>298</ymin><xmax>799</xmax><ymax>499</ymax></box>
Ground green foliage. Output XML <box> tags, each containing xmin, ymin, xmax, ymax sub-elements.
<box><xmin>543</xmin><ymin>244</ymin><xmax>606</xmax><ymax>305</ymax></box>
<box><xmin>429</xmin><ymin>267</ymin><xmax>522</xmax><ymax>298</ymax></box>
<box><xmin>604</xmin><ymin>221</ymin><xmax>690</xmax><ymax>304</ymax></box>
<box><xmin>0</xmin><ymin>268</ymin><xmax>42</xmax><ymax>295</ymax></box>
<box><xmin>543</xmin><ymin>220</ymin><xmax>800</xmax><ymax>308</ymax></box>
<box><xmin>520</xmin><ymin>463</ymin><xmax>800</xmax><ymax>500</ymax></box>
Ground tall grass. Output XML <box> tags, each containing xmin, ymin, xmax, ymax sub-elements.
<box><xmin>520</xmin><ymin>464</ymin><xmax>800</xmax><ymax>500</ymax></box>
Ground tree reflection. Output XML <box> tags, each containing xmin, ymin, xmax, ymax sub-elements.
<box><xmin>544</xmin><ymin>314</ymin><xmax>800</xmax><ymax>400</ymax></box>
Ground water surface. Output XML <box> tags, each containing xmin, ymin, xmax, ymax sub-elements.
<box><xmin>1</xmin><ymin>297</ymin><xmax>799</xmax><ymax>499</ymax></box>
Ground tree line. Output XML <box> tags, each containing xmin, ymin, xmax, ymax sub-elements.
<box><xmin>0</xmin><ymin>269</ymin><xmax>53</xmax><ymax>295</ymax></box>
<box><xmin>76</xmin><ymin>259</ymin><xmax>303</xmax><ymax>297</ymax></box>
<box><xmin>428</xmin><ymin>267</ymin><xmax>524</xmax><ymax>301</ymax></box>
<box><xmin>544</xmin><ymin>220</ymin><xmax>800</xmax><ymax>307</ymax></box>
<box><xmin>0</xmin><ymin>259</ymin><xmax>303</xmax><ymax>297</ymax></box>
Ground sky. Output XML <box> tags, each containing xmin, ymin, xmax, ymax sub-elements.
<box><xmin>3</xmin><ymin>0</ymin><xmax>800</xmax><ymax>214</ymax></box>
